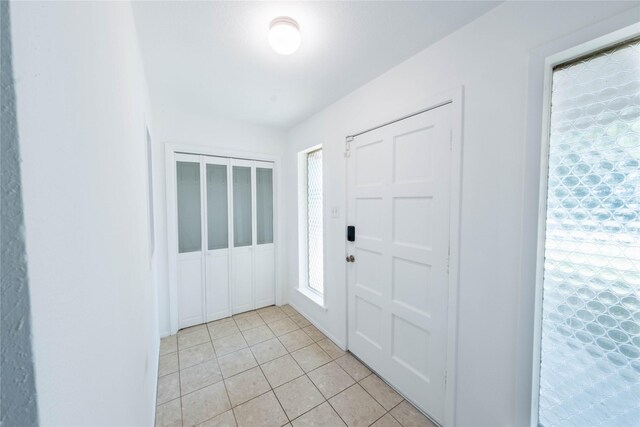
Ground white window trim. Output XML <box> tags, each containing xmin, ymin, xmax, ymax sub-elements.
<box><xmin>530</xmin><ymin>22</ymin><xmax>640</xmax><ymax>427</ymax></box>
<box><xmin>298</xmin><ymin>144</ymin><xmax>325</xmax><ymax>307</ymax></box>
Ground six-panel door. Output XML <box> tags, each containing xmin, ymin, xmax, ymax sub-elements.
<box><xmin>346</xmin><ymin>104</ymin><xmax>452</xmax><ymax>424</ymax></box>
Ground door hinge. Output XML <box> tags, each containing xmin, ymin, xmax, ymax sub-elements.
<box><xmin>345</xmin><ymin>136</ymin><xmax>353</xmax><ymax>158</ymax></box>
<box><xmin>446</xmin><ymin>245</ymin><xmax>450</xmax><ymax>274</ymax></box>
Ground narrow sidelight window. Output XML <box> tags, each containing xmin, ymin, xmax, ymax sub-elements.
<box><xmin>306</xmin><ymin>148</ymin><xmax>324</xmax><ymax>294</ymax></box>
<box><xmin>537</xmin><ymin>39</ymin><xmax>639</xmax><ymax>426</ymax></box>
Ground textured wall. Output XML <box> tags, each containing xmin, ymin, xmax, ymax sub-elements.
<box><xmin>0</xmin><ymin>1</ymin><xmax>39</xmax><ymax>425</ymax></box>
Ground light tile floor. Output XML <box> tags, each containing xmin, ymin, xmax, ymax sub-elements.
<box><xmin>156</xmin><ymin>305</ymin><xmax>437</xmax><ymax>427</ymax></box>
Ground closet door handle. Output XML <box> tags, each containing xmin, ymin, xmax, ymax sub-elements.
<box><xmin>346</xmin><ymin>255</ymin><xmax>355</xmax><ymax>263</ymax></box>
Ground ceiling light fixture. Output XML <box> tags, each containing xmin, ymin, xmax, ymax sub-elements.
<box><xmin>268</xmin><ymin>17</ymin><xmax>301</xmax><ymax>55</ymax></box>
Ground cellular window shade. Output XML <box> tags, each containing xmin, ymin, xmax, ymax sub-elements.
<box><xmin>206</xmin><ymin>164</ymin><xmax>228</xmax><ymax>250</ymax></box>
<box><xmin>256</xmin><ymin>168</ymin><xmax>274</xmax><ymax>245</ymax></box>
<box><xmin>233</xmin><ymin>166</ymin><xmax>252</xmax><ymax>247</ymax></box>
<box><xmin>176</xmin><ymin>161</ymin><xmax>201</xmax><ymax>253</ymax></box>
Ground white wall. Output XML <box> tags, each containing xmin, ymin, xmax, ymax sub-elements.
<box><xmin>147</xmin><ymin>107</ymin><xmax>288</xmax><ymax>336</ymax></box>
<box><xmin>11</xmin><ymin>2</ymin><xmax>158</xmax><ymax>425</ymax></box>
<box><xmin>284</xmin><ymin>2</ymin><xmax>640</xmax><ymax>426</ymax></box>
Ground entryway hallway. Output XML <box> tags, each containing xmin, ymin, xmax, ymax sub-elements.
<box><xmin>156</xmin><ymin>305</ymin><xmax>435</xmax><ymax>427</ymax></box>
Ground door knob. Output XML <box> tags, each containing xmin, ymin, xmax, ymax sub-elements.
<box><xmin>346</xmin><ymin>255</ymin><xmax>355</xmax><ymax>263</ymax></box>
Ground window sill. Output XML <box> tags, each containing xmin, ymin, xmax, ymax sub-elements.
<box><xmin>296</xmin><ymin>286</ymin><xmax>327</xmax><ymax>310</ymax></box>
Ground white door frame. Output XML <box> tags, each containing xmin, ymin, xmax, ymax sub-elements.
<box><xmin>529</xmin><ymin>23</ymin><xmax>640</xmax><ymax>427</ymax></box>
<box><xmin>344</xmin><ymin>86</ymin><xmax>463</xmax><ymax>427</ymax></box>
<box><xmin>165</xmin><ymin>142</ymin><xmax>282</xmax><ymax>335</ymax></box>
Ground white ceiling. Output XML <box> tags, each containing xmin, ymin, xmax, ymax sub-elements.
<box><xmin>132</xmin><ymin>1</ymin><xmax>500</xmax><ymax>129</ymax></box>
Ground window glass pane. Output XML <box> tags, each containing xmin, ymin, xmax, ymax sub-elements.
<box><xmin>207</xmin><ymin>164</ymin><xmax>228</xmax><ymax>250</ymax></box>
<box><xmin>233</xmin><ymin>166</ymin><xmax>252</xmax><ymax>247</ymax></box>
<box><xmin>256</xmin><ymin>167</ymin><xmax>274</xmax><ymax>245</ymax></box>
<box><xmin>307</xmin><ymin>149</ymin><xmax>324</xmax><ymax>293</ymax></box>
<box><xmin>176</xmin><ymin>161</ymin><xmax>201</xmax><ymax>253</ymax></box>
<box><xmin>538</xmin><ymin>39</ymin><xmax>640</xmax><ymax>426</ymax></box>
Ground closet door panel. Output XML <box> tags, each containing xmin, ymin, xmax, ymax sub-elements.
<box><xmin>175</xmin><ymin>156</ymin><xmax>205</xmax><ymax>328</ymax></box>
<box><xmin>231</xmin><ymin>160</ymin><xmax>255</xmax><ymax>314</ymax></box>
<box><xmin>204</xmin><ymin>159</ymin><xmax>231</xmax><ymax>321</ymax></box>
<box><xmin>254</xmin><ymin>163</ymin><xmax>275</xmax><ymax>309</ymax></box>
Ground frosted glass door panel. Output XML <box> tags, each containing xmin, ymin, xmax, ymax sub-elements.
<box><xmin>207</xmin><ymin>164</ymin><xmax>229</xmax><ymax>250</ymax></box>
<box><xmin>176</xmin><ymin>161</ymin><xmax>202</xmax><ymax>253</ymax></box>
<box><xmin>233</xmin><ymin>166</ymin><xmax>252</xmax><ymax>247</ymax></box>
<box><xmin>256</xmin><ymin>167</ymin><xmax>274</xmax><ymax>245</ymax></box>
<box><xmin>538</xmin><ymin>39</ymin><xmax>640</xmax><ymax>426</ymax></box>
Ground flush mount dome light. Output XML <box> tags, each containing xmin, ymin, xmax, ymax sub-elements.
<box><xmin>268</xmin><ymin>17</ymin><xmax>301</xmax><ymax>55</ymax></box>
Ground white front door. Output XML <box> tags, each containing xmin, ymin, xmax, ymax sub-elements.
<box><xmin>347</xmin><ymin>104</ymin><xmax>452</xmax><ymax>424</ymax></box>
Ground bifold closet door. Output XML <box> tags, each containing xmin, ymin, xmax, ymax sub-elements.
<box><xmin>204</xmin><ymin>157</ymin><xmax>232</xmax><ymax>321</ymax></box>
<box><xmin>231</xmin><ymin>159</ymin><xmax>254</xmax><ymax>313</ymax></box>
<box><xmin>175</xmin><ymin>154</ymin><xmax>205</xmax><ymax>328</ymax></box>
<box><xmin>254</xmin><ymin>161</ymin><xmax>275</xmax><ymax>308</ymax></box>
<box><xmin>175</xmin><ymin>155</ymin><xmax>276</xmax><ymax>326</ymax></box>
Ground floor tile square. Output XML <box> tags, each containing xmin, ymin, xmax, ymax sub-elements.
<box><xmin>217</xmin><ymin>348</ymin><xmax>258</xmax><ymax>378</ymax></box>
<box><xmin>181</xmin><ymin>360</ymin><xmax>223</xmax><ymax>395</ymax></box>
<box><xmin>157</xmin><ymin>372</ymin><xmax>180</xmax><ymax>405</ymax></box>
<box><xmin>268</xmin><ymin>318</ymin><xmax>299</xmax><ymax>336</ymax></box>
<box><xmin>278</xmin><ymin>329</ymin><xmax>314</xmax><ymax>353</ymax></box>
<box><xmin>178</xmin><ymin>328</ymin><xmax>211</xmax><ymax>350</ymax></box>
<box><xmin>159</xmin><ymin>352</ymin><xmax>179</xmax><ymax>377</ymax></box>
<box><xmin>280</xmin><ymin>305</ymin><xmax>299</xmax><ymax>317</ymax></box>
<box><xmin>224</xmin><ymin>366</ymin><xmax>271</xmax><ymax>407</ymax></box>
<box><xmin>291</xmin><ymin>344</ymin><xmax>332</xmax><ymax>372</ymax></box>
<box><xmin>213</xmin><ymin>332</ymin><xmax>248</xmax><ymax>356</ymax></box>
<box><xmin>233</xmin><ymin>391</ymin><xmax>288</xmax><ymax>427</ymax></box>
<box><xmin>258</xmin><ymin>307</ymin><xmax>288</xmax><ymax>324</ymax></box>
<box><xmin>197</xmin><ymin>409</ymin><xmax>237</xmax><ymax>427</ymax></box>
<box><xmin>389</xmin><ymin>401</ymin><xmax>436</xmax><ymax>427</ymax></box>
<box><xmin>155</xmin><ymin>398</ymin><xmax>182</xmax><ymax>427</ymax></box>
<box><xmin>359</xmin><ymin>374</ymin><xmax>403</xmax><ymax>411</ymax></box>
<box><xmin>209</xmin><ymin>317</ymin><xmax>235</xmax><ymax>326</ymax></box>
<box><xmin>235</xmin><ymin>314</ymin><xmax>266</xmax><ymax>331</ymax></box>
<box><xmin>208</xmin><ymin>321</ymin><xmax>240</xmax><ymax>339</ymax></box>
<box><xmin>302</xmin><ymin>325</ymin><xmax>326</xmax><ymax>342</ymax></box>
<box><xmin>289</xmin><ymin>315</ymin><xmax>311</xmax><ymax>328</ymax></box>
<box><xmin>182</xmin><ymin>382</ymin><xmax>231</xmax><ymax>427</ymax></box>
<box><xmin>242</xmin><ymin>325</ymin><xmax>276</xmax><ymax>346</ymax></box>
<box><xmin>180</xmin><ymin>342</ymin><xmax>216</xmax><ymax>369</ymax></box>
<box><xmin>316</xmin><ymin>339</ymin><xmax>346</xmax><ymax>360</ymax></box>
<box><xmin>371</xmin><ymin>414</ymin><xmax>402</xmax><ymax>427</ymax></box>
<box><xmin>335</xmin><ymin>354</ymin><xmax>371</xmax><ymax>381</ymax></box>
<box><xmin>328</xmin><ymin>384</ymin><xmax>385</xmax><ymax>427</ymax></box>
<box><xmin>291</xmin><ymin>402</ymin><xmax>346</xmax><ymax>427</ymax></box>
<box><xmin>260</xmin><ymin>354</ymin><xmax>304</xmax><ymax>388</ymax></box>
<box><xmin>160</xmin><ymin>335</ymin><xmax>178</xmax><ymax>356</ymax></box>
<box><xmin>250</xmin><ymin>338</ymin><xmax>287</xmax><ymax>364</ymax></box>
<box><xmin>274</xmin><ymin>375</ymin><xmax>325</xmax><ymax>420</ymax></box>
<box><xmin>307</xmin><ymin>361</ymin><xmax>355</xmax><ymax>399</ymax></box>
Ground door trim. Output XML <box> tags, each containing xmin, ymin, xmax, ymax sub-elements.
<box><xmin>344</xmin><ymin>86</ymin><xmax>463</xmax><ymax>427</ymax></box>
<box><xmin>165</xmin><ymin>143</ymin><xmax>282</xmax><ymax>335</ymax></box>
